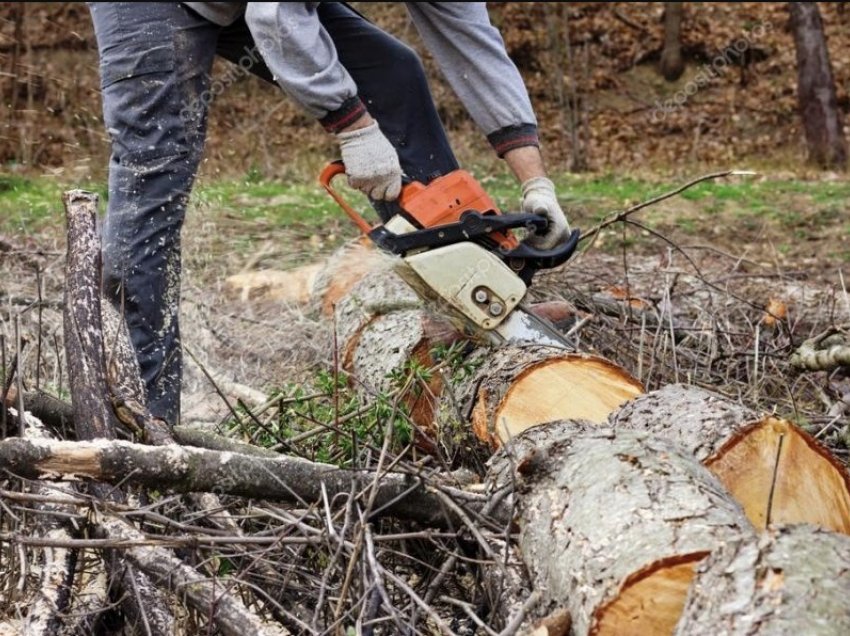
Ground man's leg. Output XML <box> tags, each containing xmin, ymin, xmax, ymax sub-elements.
<box><xmin>317</xmin><ymin>3</ymin><xmax>459</xmax><ymax>187</ymax></box>
<box><xmin>89</xmin><ymin>3</ymin><xmax>219</xmax><ymax>425</ymax></box>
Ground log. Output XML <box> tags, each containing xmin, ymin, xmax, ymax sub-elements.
<box><xmin>460</xmin><ymin>344</ymin><xmax>643</xmax><ymax>447</ymax></box>
<box><xmin>611</xmin><ymin>385</ymin><xmax>850</xmax><ymax>533</ymax></box>
<box><xmin>62</xmin><ymin>190</ymin><xmax>118</xmax><ymax>443</ymax></box>
<box><xmin>675</xmin><ymin>524</ymin><xmax>850</xmax><ymax>635</ymax></box>
<box><xmin>0</xmin><ymin>437</ymin><xmax>497</xmax><ymax>529</ymax></box>
<box><xmin>224</xmin><ymin>263</ymin><xmax>323</xmax><ymax>304</ymax></box>
<box><xmin>490</xmin><ymin>421</ymin><xmax>755</xmax><ymax>636</ymax></box>
<box><xmin>334</xmin><ymin>265</ymin><xmax>422</xmax><ymax>371</ymax></box>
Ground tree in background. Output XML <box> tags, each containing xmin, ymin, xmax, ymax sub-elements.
<box><xmin>789</xmin><ymin>2</ymin><xmax>847</xmax><ymax>169</ymax></box>
<box><xmin>660</xmin><ymin>2</ymin><xmax>686</xmax><ymax>81</ymax></box>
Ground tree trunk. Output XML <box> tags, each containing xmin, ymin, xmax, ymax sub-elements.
<box><xmin>488</xmin><ymin>421</ymin><xmax>755</xmax><ymax>636</ymax></box>
<box><xmin>789</xmin><ymin>2</ymin><xmax>847</xmax><ymax>169</ymax></box>
<box><xmin>659</xmin><ymin>2</ymin><xmax>685</xmax><ymax>81</ymax></box>
<box><xmin>675</xmin><ymin>524</ymin><xmax>850</xmax><ymax>635</ymax></box>
<box><xmin>611</xmin><ymin>384</ymin><xmax>850</xmax><ymax>533</ymax></box>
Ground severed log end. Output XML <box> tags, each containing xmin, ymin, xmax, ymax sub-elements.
<box><xmin>464</xmin><ymin>345</ymin><xmax>643</xmax><ymax>448</ymax></box>
<box><xmin>593</xmin><ymin>554</ymin><xmax>706</xmax><ymax>636</ymax></box>
<box><xmin>607</xmin><ymin>385</ymin><xmax>850</xmax><ymax>534</ymax></box>
<box><xmin>675</xmin><ymin>524</ymin><xmax>850</xmax><ymax>635</ymax></box>
<box><xmin>705</xmin><ymin>416</ymin><xmax>850</xmax><ymax>533</ymax></box>
<box><xmin>224</xmin><ymin>263</ymin><xmax>324</xmax><ymax>305</ymax></box>
<box><xmin>499</xmin><ymin>421</ymin><xmax>754</xmax><ymax>636</ymax></box>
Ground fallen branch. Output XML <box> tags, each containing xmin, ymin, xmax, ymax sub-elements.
<box><xmin>579</xmin><ymin>170</ymin><xmax>755</xmax><ymax>246</ymax></box>
<box><xmin>790</xmin><ymin>327</ymin><xmax>850</xmax><ymax>371</ymax></box>
<box><xmin>93</xmin><ymin>512</ymin><xmax>289</xmax><ymax>636</ymax></box>
<box><xmin>0</xmin><ymin>437</ymin><xmax>497</xmax><ymax>528</ymax></box>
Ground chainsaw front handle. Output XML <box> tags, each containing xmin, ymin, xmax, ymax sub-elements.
<box><xmin>318</xmin><ymin>160</ymin><xmax>373</xmax><ymax>235</ymax></box>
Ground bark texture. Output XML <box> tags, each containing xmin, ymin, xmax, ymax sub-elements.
<box><xmin>675</xmin><ymin>524</ymin><xmax>850</xmax><ymax>635</ymax></box>
<box><xmin>492</xmin><ymin>421</ymin><xmax>754</xmax><ymax>636</ymax></box>
<box><xmin>62</xmin><ymin>190</ymin><xmax>117</xmax><ymax>443</ymax></box>
<box><xmin>0</xmin><ymin>437</ymin><xmax>496</xmax><ymax>528</ymax></box>
<box><xmin>333</xmin><ymin>267</ymin><xmax>421</xmax><ymax>371</ymax></box>
<box><xmin>789</xmin><ymin>1</ymin><xmax>847</xmax><ymax>169</ymax></box>
<box><xmin>609</xmin><ymin>383</ymin><xmax>756</xmax><ymax>461</ymax></box>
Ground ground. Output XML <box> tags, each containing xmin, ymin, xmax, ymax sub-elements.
<box><xmin>2</xmin><ymin>168</ymin><xmax>849</xmax><ymax>456</ymax></box>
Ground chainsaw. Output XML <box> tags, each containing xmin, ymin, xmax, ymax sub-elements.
<box><xmin>319</xmin><ymin>161</ymin><xmax>580</xmax><ymax>349</ymax></box>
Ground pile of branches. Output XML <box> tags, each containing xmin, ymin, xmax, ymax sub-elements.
<box><xmin>3</xmin><ymin>173</ymin><xmax>850</xmax><ymax>635</ymax></box>
<box><xmin>0</xmin><ymin>192</ymin><xmax>511</xmax><ymax>635</ymax></box>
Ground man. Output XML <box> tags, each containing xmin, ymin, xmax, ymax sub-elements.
<box><xmin>89</xmin><ymin>2</ymin><xmax>569</xmax><ymax>427</ymax></box>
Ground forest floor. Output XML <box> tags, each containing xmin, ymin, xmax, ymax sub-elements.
<box><xmin>3</xmin><ymin>166</ymin><xmax>850</xmax><ymax>453</ymax></box>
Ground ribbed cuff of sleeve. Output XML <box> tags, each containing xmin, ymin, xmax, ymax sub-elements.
<box><xmin>487</xmin><ymin>123</ymin><xmax>540</xmax><ymax>157</ymax></box>
<box><xmin>319</xmin><ymin>96</ymin><xmax>368</xmax><ymax>134</ymax></box>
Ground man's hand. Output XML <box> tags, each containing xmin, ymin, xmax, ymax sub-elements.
<box><xmin>521</xmin><ymin>176</ymin><xmax>570</xmax><ymax>251</ymax></box>
<box><xmin>336</xmin><ymin>116</ymin><xmax>402</xmax><ymax>201</ymax></box>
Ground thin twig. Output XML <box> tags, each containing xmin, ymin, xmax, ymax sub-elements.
<box><xmin>580</xmin><ymin>170</ymin><xmax>755</xmax><ymax>245</ymax></box>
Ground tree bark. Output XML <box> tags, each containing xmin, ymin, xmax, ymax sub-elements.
<box><xmin>659</xmin><ymin>2</ymin><xmax>685</xmax><ymax>81</ymax></box>
<box><xmin>489</xmin><ymin>421</ymin><xmax>755</xmax><ymax>636</ymax></box>
<box><xmin>789</xmin><ymin>2</ymin><xmax>847</xmax><ymax>169</ymax></box>
<box><xmin>611</xmin><ymin>384</ymin><xmax>850</xmax><ymax>533</ymax></box>
<box><xmin>609</xmin><ymin>383</ymin><xmax>756</xmax><ymax>460</ymax></box>
<box><xmin>334</xmin><ymin>265</ymin><xmax>423</xmax><ymax>371</ymax></box>
<box><xmin>0</xmin><ymin>437</ymin><xmax>495</xmax><ymax>529</ymax></box>
<box><xmin>62</xmin><ymin>190</ymin><xmax>118</xmax><ymax>444</ymax></box>
<box><xmin>675</xmin><ymin>524</ymin><xmax>850</xmax><ymax>635</ymax></box>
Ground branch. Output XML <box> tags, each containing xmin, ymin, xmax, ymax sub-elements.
<box><xmin>92</xmin><ymin>512</ymin><xmax>289</xmax><ymax>636</ymax></box>
<box><xmin>0</xmin><ymin>438</ymin><xmax>500</xmax><ymax>528</ymax></box>
<box><xmin>579</xmin><ymin>170</ymin><xmax>755</xmax><ymax>245</ymax></box>
<box><xmin>790</xmin><ymin>328</ymin><xmax>850</xmax><ymax>371</ymax></box>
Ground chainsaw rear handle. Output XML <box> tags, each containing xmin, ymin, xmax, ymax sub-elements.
<box><xmin>318</xmin><ymin>160</ymin><xmax>374</xmax><ymax>235</ymax></box>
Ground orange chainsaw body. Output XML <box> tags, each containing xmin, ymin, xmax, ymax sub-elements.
<box><xmin>398</xmin><ymin>170</ymin><xmax>519</xmax><ymax>251</ymax></box>
<box><xmin>318</xmin><ymin>161</ymin><xmax>520</xmax><ymax>251</ymax></box>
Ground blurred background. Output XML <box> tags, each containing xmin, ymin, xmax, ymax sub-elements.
<box><xmin>2</xmin><ymin>2</ymin><xmax>849</xmax><ymax>185</ymax></box>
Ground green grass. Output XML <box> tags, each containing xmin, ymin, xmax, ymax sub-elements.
<box><xmin>3</xmin><ymin>169</ymin><xmax>849</xmax><ymax>262</ymax></box>
<box><xmin>0</xmin><ymin>174</ymin><xmax>103</xmax><ymax>234</ymax></box>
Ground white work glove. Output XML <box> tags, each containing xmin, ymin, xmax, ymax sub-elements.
<box><xmin>336</xmin><ymin>121</ymin><xmax>402</xmax><ymax>201</ymax></box>
<box><xmin>520</xmin><ymin>176</ymin><xmax>571</xmax><ymax>250</ymax></box>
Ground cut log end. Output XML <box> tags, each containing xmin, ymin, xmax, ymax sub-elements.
<box><xmin>473</xmin><ymin>353</ymin><xmax>644</xmax><ymax>447</ymax></box>
<box><xmin>592</xmin><ymin>554</ymin><xmax>704</xmax><ymax>636</ymax></box>
<box><xmin>706</xmin><ymin>416</ymin><xmax>850</xmax><ymax>533</ymax></box>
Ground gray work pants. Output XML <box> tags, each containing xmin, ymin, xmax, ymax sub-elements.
<box><xmin>89</xmin><ymin>2</ymin><xmax>457</xmax><ymax>424</ymax></box>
